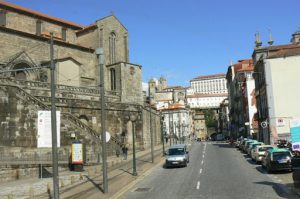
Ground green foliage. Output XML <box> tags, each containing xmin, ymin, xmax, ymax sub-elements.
<box><xmin>203</xmin><ymin>109</ymin><xmax>217</xmax><ymax>128</ymax></box>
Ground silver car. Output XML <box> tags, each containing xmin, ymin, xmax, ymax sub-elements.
<box><xmin>251</xmin><ymin>145</ymin><xmax>273</xmax><ymax>163</ymax></box>
<box><xmin>165</xmin><ymin>144</ymin><xmax>189</xmax><ymax>168</ymax></box>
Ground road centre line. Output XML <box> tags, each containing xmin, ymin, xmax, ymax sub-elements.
<box><xmin>199</xmin><ymin>168</ymin><xmax>202</xmax><ymax>174</ymax></box>
<box><xmin>196</xmin><ymin>181</ymin><xmax>200</xmax><ymax>190</ymax></box>
<box><xmin>201</xmin><ymin>160</ymin><xmax>204</xmax><ymax>165</ymax></box>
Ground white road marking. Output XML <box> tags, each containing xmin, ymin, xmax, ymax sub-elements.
<box><xmin>197</xmin><ymin>181</ymin><xmax>200</xmax><ymax>189</ymax></box>
<box><xmin>202</xmin><ymin>155</ymin><xmax>205</xmax><ymax>158</ymax></box>
<box><xmin>200</xmin><ymin>168</ymin><xmax>202</xmax><ymax>174</ymax></box>
<box><xmin>201</xmin><ymin>160</ymin><xmax>204</xmax><ymax>165</ymax></box>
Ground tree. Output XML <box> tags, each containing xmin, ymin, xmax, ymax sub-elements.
<box><xmin>203</xmin><ymin>109</ymin><xmax>217</xmax><ymax>128</ymax></box>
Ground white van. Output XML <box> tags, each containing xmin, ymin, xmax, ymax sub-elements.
<box><xmin>165</xmin><ymin>144</ymin><xmax>189</xmax><ymax>168</ymax></box>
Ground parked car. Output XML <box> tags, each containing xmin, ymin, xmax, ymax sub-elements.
<box><xmin>165</xmin><ymin>144</ymin><xmax>189</xmax><ymax>168</ymax></box>
<box><xmin>243</xmin><ymin>140</ymin><xmax>257</xmax><ymax>153</ymax></box>
<box><xmin>248</xmin><ymin>142</ymin><xmax>264</xmax><ymax>156</ymax></box>
<box><xmin>261</xmin><ymin>148</ymin><xmax>293</xmax><ymax>173</ymax></box>
<box><xmin>235</xmin><ymin>139</ymin><xmax>240</xmax><ymax>148</ymax></box>
<box><xmin>239</xmin><ymin>138</ymin><xmax>248</xmax><ymax>151</ymax></box>
<box><xmin>292</xmin><ymin>155</ymin><xmax>300</xmax><ymax>187</ymax></box>
<box><xmin>251</xmin><ymin>145</ymin><xmax>273</xmax><ymax>163</ymax></box>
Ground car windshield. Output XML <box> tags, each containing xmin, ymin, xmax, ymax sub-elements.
<box><xmin>251</xmin><ymin>143</ymin><xmax>261</xmax><ymax>149</ymax></box>
<box><xmin>168</xmin><ymin>148</ymin><xmax>185</xmax><ymax>155</ymax></box>
<box><xmin>272</xmin><ymin>152</ymin><xmax>291</xmax><ymax>160</ymax></box>
<box><xmin>259</xmin><ymin>147</ymin><xmax>273</xmax><ymax>152</ymax></box>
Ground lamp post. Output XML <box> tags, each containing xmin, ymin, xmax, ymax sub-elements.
<box><xmin>96</xmin><ymin>48</ymin><xmax>108</xmax><ymax>193</ymax></box>
<box><xmin>176</xmin><ymin>122</ymin><xmax>181</xmax><ymax>144</ymax></box>
<box><xmin>129</xmin><ymin>110</ymin><xmax>138</xmax><ymax>176</ymax></box>
<box><xmin>182</xmin><ymin>123</ymin><xmax>188</xmax><ymax>144</ymax></box>
<box><xmin>149</xmin><ymin>108</ymin><xmax>154</xmax><ymax>163</ymax></box>
<box><xmin>174</xmin><ymin>122</ymin><xmax>177</xmax><ymax>144</ymax></box>
<box><xmin>160</xmin><ymin>114</ymin><xmax>165</xmax><ymax>156</ymax></box>
<box><xmin>168</xmin><ymin>111</ymin><xmax>172</xmax><ymax>146</ymax></box>
<box><xmin>50</xmin><ymin>33</ymin><xmax>59</xmax><ymax>199</ymax></box>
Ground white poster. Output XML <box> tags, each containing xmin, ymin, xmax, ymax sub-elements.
<box><xmin>37</xmin><ymin>110</ymin><xmax>61</xmax><ymax>148</ymax></box>
<box><xmin>72</xmin><ymin>142</ymin><xmax>83</xmax><ymax>164</ymax></box>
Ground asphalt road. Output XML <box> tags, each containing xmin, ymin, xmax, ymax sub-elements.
<box><xmin>121</xmin><ymin>141</ymin><xmax>299</xmax><ymax>199</ymax></box>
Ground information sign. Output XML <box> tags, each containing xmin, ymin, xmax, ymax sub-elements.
<box><xmin>290</xmin><ymin>119</ymin><xmax>300</xmax><ymax>151</ymax></box>
<box><xmin>71</xmin><ymin>142</ymin><xmax>83</xmax><ymax>164</ymax></box>
<box><xmin>37</xmin><ymin>111</ymin><xmax>61</xmax><ymax>148</ymax></box>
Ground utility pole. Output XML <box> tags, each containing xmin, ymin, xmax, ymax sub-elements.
<box><xmin>96</xmin><ymin>48</ymin><xmax>108</xmax><ymax>193</ymax></box>
<box><xmin>50</xmin><ymin>33</ymin><xmax>60</xmax><ymax>199</ymax></box>
<box><xmin>160</xmin><ymin>113</ymin><xmax>165</xmax><ymax>156</ymax></box>
<box><xmin>168</xmin><ymin>111</ymin><xmax>171</xmax><ymax>146</ymax></box>
<box><xmin>172</xmin><ymin>112</ymin><xmax>174</xmax><ymax>144</ymax></box>
<box><xmin>150</xmin><ymin>108</ymin><xmax>154</xmax><ymax>163</ymax></box>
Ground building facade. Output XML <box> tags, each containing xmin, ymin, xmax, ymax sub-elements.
<box><xmin>0</xmin><ymin>1</ymin><xmax>162</xmax><ymax>167</ymax></box>
<box><xmin>253</xmin><ymin>36</ymin><xmax>300</xmax><ymax>145</ymax></box>
<box><xmin>190</xmin><ymin>74</ymin><xmax>227</xmax><ymax>94</ymax></box>
<box><xmin>226</xmin><ymin>59</ymin><xmax>257</xmax><ymax>139</ymax></box>
<box><xmin>187</xmin><ymin>74</ymin><xmax>228</xmax><ymax>109</ymax></box>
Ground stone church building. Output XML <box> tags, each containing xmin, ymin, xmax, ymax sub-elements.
<box><xmin>0</xmin><ymin>1</ymin><xmax>162</xmax><ymax>172</ymax></box>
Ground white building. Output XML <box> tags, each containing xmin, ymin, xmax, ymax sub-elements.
<box><xmin>161</xmin><ymin>106</ymin><xmax>191</xmax><ymax>142</ymax></box>
<box><xmin>253</xmin><ymin>35</ymin><xmax>300</xmax><ymax>145</ymax></box>
<box><xmin>190</xmin><ymin>74</ymin><xmax>227</xmax><ymax>94</ymax></box>
<box><xmin>187</xmin><ymin>93</ymin><xmax>227</xmax><ymax>109</ymax></box>
<box><xmin>187</xmin><ymin>74</ymin><xmax>228</xmax><ymax>109</ymax></box>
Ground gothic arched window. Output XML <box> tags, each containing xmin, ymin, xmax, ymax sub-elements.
<box><xmin>109</xmin><ymin>32</ymin><xmax>116</xmax><ymax>64</ymax></box>
<box><xmin>110</xmin><ymin>68</ymin><xmax>116</xmax><ymax>91</ymax></box>
<box><xmin>12</xmin><ymin>62</ymin><xmax>30</xmax><ymax>80</ymax></box>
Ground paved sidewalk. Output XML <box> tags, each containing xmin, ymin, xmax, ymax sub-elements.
<box><xmin>0</xmin><ymin>145</ymin><xmax>167</xmax><ymax>199</ymax></box>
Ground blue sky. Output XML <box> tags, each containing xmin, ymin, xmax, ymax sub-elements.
<box><xmin>5</xmin><ymin>0</ymin><xmax>300</xmax><ymax>87</ymax></box>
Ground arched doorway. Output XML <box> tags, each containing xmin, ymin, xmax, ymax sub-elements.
<box><xmin>12</xmin><ymin>62</ymin><xmax>31</xmax><ymax>80</ymax></box>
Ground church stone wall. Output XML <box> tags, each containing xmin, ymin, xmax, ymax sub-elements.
<box><xmin>0</xmin><ymin>31</ymin><xmax>96</xmax><ymax>86</ymax></box>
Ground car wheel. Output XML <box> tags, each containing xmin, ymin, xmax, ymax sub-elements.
<box><xmin>262</xmin><ymin>164</ymin><xmax>265</xmax><ymax>169</ymax></box>
<box><xmin>267</xmin><ymin>166</ymin><xmax>272</xmax><ymax>174</ymax></box>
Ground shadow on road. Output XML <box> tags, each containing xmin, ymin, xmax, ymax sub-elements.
<box><xmin>212</xmin><ymin>143</ymin><xmax>234</xmax><ymax>148</ymax></box>
<box><xmin>119</xmin><ymin>168</ymin><xmax>135</xmax><ymax>175</ymax></box>
<box><xmin>255</xmin><ymin>165</ymin><xmax>266</xmax><ymax>174</ymax></box>
<box><xmin>246</xmin><ymin>158</ymin><xmax>257</xmax><ymax>165</ymax></box>
<box><xmin>254</xmin><ymin>181</ymin><xmax>291</xmax><ymax>198</ymax></box>
<box><xmin>85</xmin><ymin>175</ymin><xmax>103</xmax><ymax>192</ymax></box>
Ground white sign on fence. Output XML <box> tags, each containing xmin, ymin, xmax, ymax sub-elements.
<box><xmin>37</xmin><ymin>111</ymin><xmax>61</xmax><ymax>148</ymax></box>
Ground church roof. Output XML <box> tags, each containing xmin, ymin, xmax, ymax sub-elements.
<box><xmin>0</xmin><ymin>1</ymin><xmax>83</xmax><ymax>29</ymax></box>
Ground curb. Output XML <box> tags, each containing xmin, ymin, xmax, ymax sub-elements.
<box><xmin>110</xmin><ymin>156</ymin><xmax>165</xmax><ymax>199</ymax></box>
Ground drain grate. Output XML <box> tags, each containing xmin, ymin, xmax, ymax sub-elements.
<box><xmin>134</xmin><ymin>187</ymin><xmax>151</xmax><ymax>192</ymax></box>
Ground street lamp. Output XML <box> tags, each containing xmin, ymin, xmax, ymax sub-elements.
<box><xmin>130</xmin><ymin>114</ymin><xmax>138</xmax><ymax>176</ymax></box>
<box><xmin>174</xmin><ymin>122</ymin><xmax>177</xmax><ymax>144</ymax></box>
<box><xmin>128</xmin><ymin>109</ymin><xmax>139</xmax><ymax>176</ymax></box>
<box><xmin>176</xmin><ymin>122</ymin><xmax>181</xmax><ymax>144</ymax></box>
<box><xmin>160</xmin><ymin>113</ymin><xmax>165</xmax><ymax>156</ymax></box>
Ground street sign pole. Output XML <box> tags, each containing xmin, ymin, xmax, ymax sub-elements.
<box><xmin>96</xmin><ymin>48</ymin><xmax>108</xmax><ymax>193</ymax></box>
<box><xmin>50</xmin><ymin>33</ymin><xmax>60</xmax><ymax>199</ymax></box>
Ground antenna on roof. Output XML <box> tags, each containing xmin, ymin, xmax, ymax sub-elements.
<box><xmin>255</xmin><ymin>31</ymin><xmax>262</xmax><ymax>48</ymax></box>
<box><xmin>110</xmin><ymin>11</ymin><xmax>115</xmax><ymax>16</ymax></box>
<box><xmin>268</xmin><ymin>29</ymin><xmax>274</xmax><ymax>46</ymax></box>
